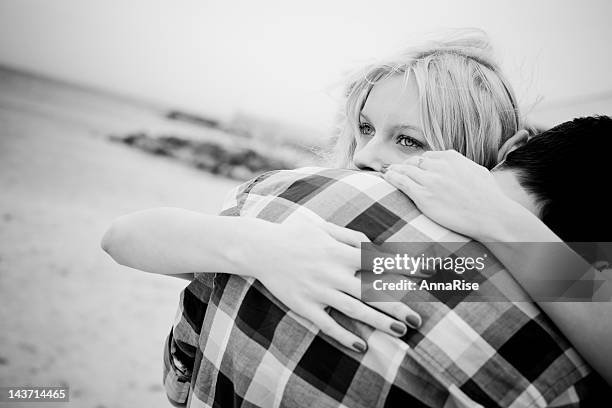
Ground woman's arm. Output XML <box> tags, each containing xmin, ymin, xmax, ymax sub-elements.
<box><xmin>384</xmin><ymin>150</ymin><xmax>612</xmax><ymax>385</ymax></box>
<box><xmin>102</xmin><ymin>208</ymin><xmax>274</xmax><ymax>276</ymax></box>
<box><xmin>480</xmin><ymin>203</ymin><xmax>612</xmax><ymax>385</ymax></box>
<box><xmin>101</xmin><ymin>208</ymin><xmax>422</xmax><ymax>352</ymax></box>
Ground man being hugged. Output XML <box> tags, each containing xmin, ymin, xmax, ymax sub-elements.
<box><xmin>158</xmin><ymin>118</ymin><xmax>612</xmax><ymax>407</ymax></box>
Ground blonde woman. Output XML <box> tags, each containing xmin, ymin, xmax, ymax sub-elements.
<box><xmin>102</xmin><ymin>29</ymin><xmax>527</xmax><ymax>352</ymax></box>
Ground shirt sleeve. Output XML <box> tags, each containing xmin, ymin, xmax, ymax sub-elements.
<box><xmin>163</xmin><ymin>328</ymin><xmax>192</xmax><ymax>407</ymax></box>
<box><xmin>162</xmin><ymin>170</ymin><xmax>284</xmax><ymax>405</ymax></box>
<box><xmin>219</xmin><ymin>170</ymin><xmax>283</xmax><ymax>216</ymax></box>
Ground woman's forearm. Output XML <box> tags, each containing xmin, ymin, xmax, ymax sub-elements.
<box><xmin>481</xmin><ymin>203</ymin><xmax>612</xmax><ymax>385</ymax></box>
<box><xmin>101</xmin><ymin>207</ymin><xmax>274</xmax><ymax>276</ymax></box>
<box><xmin>381</xmin><ymin>150</ymin><xmax>612</xmax><ymax>382</ymax></box>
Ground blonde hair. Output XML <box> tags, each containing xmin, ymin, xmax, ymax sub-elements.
<box><xmin>333</xmin><ymin>29</ymin><xmax>522</xmax><ymax>169</ymax></box>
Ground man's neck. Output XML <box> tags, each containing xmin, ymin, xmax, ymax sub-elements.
<box><xmin>491</xmin><ymin>169</ymin><xmax>541</xmax><ymax>216</ymax></box>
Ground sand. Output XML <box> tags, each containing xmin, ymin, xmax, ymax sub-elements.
<box><xmin>0</xmin><ymin>69</ymin><xmax>239</xmax><ymax>407</ymax></box>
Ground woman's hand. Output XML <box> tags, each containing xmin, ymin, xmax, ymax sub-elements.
<box><xmin>102</xmin><ymin>208</ymin><xmax>424</xmax><ymax>353</ymax></box>
<box><xmin>382</xmin><ymin>151</ymin><xmax>612</xmax><ymax>386</ymax></box>
<box><xmin>383</xmin><ymin>150</ymin><xmax>521</xmax><ymax>242</ymax></box>
<box><xmin>239</xmin><ymin>217</ymin><xmax>424</xmax><ymax>353</ymax></box>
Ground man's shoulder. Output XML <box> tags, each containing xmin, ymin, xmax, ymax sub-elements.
<box><xmin>224</xmin><ymin>166</ymin><xmax>468</xmax><ymax>244</ymax></box>
<box><xmin>177</xmin><ymin>167</ymin><xmax>593</xmax><ymax>407</ymax></box>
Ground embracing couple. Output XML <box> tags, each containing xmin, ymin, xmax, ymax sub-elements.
<box><xmin>102</xmin><ymin>29</ymin><xmax>612</xmax><ymax>407</ymax></box>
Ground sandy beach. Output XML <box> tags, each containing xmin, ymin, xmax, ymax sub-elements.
<box><xmin>0</xmin><ymin>69</ymin><xmax>239</xmax><ymax>407</ymax></box>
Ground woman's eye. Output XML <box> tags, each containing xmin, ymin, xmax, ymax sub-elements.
<box><xmin>397</xmin><ymin>135</ymin><xmax>423</xmax><ymax>148</ymax></box>
<box><xmin>359</xmin><ymin>123</ymin><xmax>374</xmax><ymax>137</ymax></box>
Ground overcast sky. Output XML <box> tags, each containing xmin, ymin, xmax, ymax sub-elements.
<box><xmin>1</xmin><ymin>0</ymin><xmax>611</xmax><ymax>129</ymax></box>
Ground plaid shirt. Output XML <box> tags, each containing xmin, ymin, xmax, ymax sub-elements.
<box><xmin>163</xmin><ymin>167</ymin><xmax>608</xmax><ymax>407</ymax></box>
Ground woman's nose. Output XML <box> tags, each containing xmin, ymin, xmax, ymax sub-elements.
<box><xmin>353</xmin><ymin>142</ymin><xmax>384</xmax><ymax>172</ymax></box>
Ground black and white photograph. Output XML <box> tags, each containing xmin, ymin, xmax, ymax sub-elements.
<box><xmin>1</xmin><ymin>1</ymin><xmax>612</xmax><ymax>407</ymax></box>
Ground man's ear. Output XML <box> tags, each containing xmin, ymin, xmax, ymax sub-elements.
<box><xmin>497</xmin><ymin>130</ymin><xmax>530</xmax><ymax>163</ymax></box>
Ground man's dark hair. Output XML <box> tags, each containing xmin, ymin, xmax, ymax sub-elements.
<box><xmin>499</xmin><ymin>115</ymin><xmax>612</xmax><ymax>242</ymax></box>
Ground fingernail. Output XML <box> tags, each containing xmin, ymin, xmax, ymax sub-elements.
<box><xmin>405</xmin><ymin>314</ymin><xmax>422</xmax><ymax>329</ymax></box>
<box><xmin>390</xmin><ymin>322</ymin><xmax>407</xmax><ymax>336</ymax></box>
<box><xmin>421</xmin><ymin>267</ymin><xmax>437</xmax><ymax>276</ymax></box>
<box><xmin>353</xmin><ymin>342</ymin><xmax>367</xmax><ymax>353</ymax></box>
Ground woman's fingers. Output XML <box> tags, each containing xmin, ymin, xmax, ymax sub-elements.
<box><xmin>402</xmin><ymin>155</ymin><xmax>432</xmax><ymax>169</ymax></box>
<box><xmin>387</xmin><ymin>164</ymin><xmax>428</xmax><ymax>184</ymax></box>
<box><xmin>334</xmin><ymin>246</ymin><xmax>363</xmax><ymax>271</ymax></box>
<box><xmin>321</xmin><ymin>222</ymin><xmax>370</xmax><ymax>248</ymax></box>
<box><xmin>341</xmin><ymin>277</ymin><xmax>422</xmax><ymax>329</ymax></box>
<box><xmin>367</xmin><ymin>301</ymin><xmax>422</xmax><ymax>329</ymax></box>
<box><xmin>384</xmin><ymin>169</ymin><xmax>423</xmax><ymax>198</ymax></box>
<box><xmin>326</xmin><ymin>292</ymin><xmax>408</xmax><ymax>338</ymax></box>
<box><xmin>308</xmin><ymin>308</ymin><xmax>368</xmax><ymax>353</ymax></box>
<box><xmin>321</xmin><ymin>222</ymin><xmax>369</xmax><ymax>270</ymax></box>
<box><xmin>394</xmin><ymin>268</ymin><xmax>437</xmax><ymax>279</ymax></box>
<box><xmin>342</xmin><ymin>276</ymin><xmax>364</xmax><ymax>298</ymax></box>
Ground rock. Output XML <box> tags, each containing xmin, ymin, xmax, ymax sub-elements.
<box><xmin>107</xmin><ymin>131</ymin><xmax>312</xmax><ymax>180</ymax></box>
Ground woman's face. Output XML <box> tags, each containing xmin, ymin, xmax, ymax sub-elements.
<box><xmin>352</xmin><ymin>73</ymin><xmax>428</xmax><ymax>171</ymax></box>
